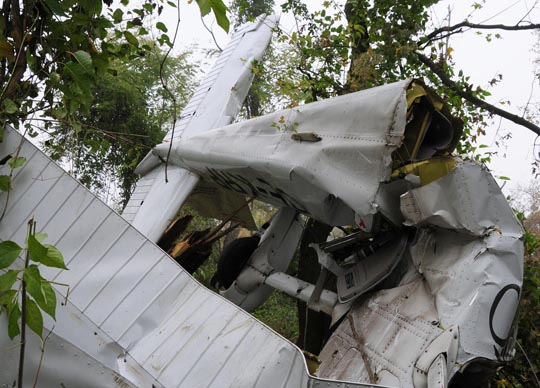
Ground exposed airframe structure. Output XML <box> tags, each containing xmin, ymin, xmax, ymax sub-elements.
<box><xmin>0</xmin><ymin>14</ymin><xmax>523</xmax><ymax>388</ymax></box>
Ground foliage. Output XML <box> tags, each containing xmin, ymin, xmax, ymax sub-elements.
<box><xmin>42</xmin><ymin>46</ymin><xmax>198</xmax><ymax>206</ymax></box>
<box><xmin>0</xmin><ymin>220</ymin><xmax>67</xmax><ymax>342</ymax></box>
<box><xmin>276</xmin><ymin>0</ymin><xmax>538</xmax><ymax>159</ymax></box>
<box><xmin>252</xmin><ymin>290</ymin><xmax>299</xmax><ymax>341</ymax></box>
<box><xmin>196</xmin><ymin>0</ymin><xmax>230</xmax><ymax>33</ymax></box>
<box><xmin>0</xmin><ymin>0</ymin><xmax>228</xmax><ymax>135</ymax></box>
<box><xmin>230</xmin><ymin>0</ymin><xmax>275</xmax><ymax>27</ymax></box>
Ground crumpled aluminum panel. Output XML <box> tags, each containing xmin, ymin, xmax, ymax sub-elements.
<box><xmin>317</xmin><ymin>161</ymin><xmax>523</xmax><ymax>386</ymax></box>
<box><xmin>318</xmin><ymin>277</ymin><xmax>442</xmax><ymax>387</ymax></box>
<box><xmin>0</xmin><ymin>126</ymin><xmax>382</xmax><ymax>388</ymax></box>
<box><xmin>402</xmin><ymin>162</ymin><xmax>523</xmax><ymax>366</ymax></box>
<box><xmin>155</xmin><ymin>80</ymin><xmax>409</xmax><ymax>227</ymax></box>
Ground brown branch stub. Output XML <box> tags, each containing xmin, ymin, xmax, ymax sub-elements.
<box><xmin>424</xmin><ymin>21</ymin><xmax>540</xmax><ymax>42</ymax></box>
<box><xmin>416</xmin><ymin>51</ymin><xmax>540</xmax><ymax>137</ymax></box>
<box><xmin>347</xmin><ymin>315</ymin><xmax>377</xmax><ymax>384</ymax></box>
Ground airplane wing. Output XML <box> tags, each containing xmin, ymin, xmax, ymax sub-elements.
<box><xmin>0</xmin><ymin>125</ymin><xmax>377</xmax><ymax>387</ymax></box>
<box><xmin>122</xmin><ymin>14</ymin><xmax>278</xmax><ymax>242</ymax></box>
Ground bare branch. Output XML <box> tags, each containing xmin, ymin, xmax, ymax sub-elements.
<box><xmin>424</xmin><ymin>20</ymin><xmax>540</xmax><ymax>42</ymax></box>
<box><xmin>416</xmin><ymin>52</ymin><xmax>540</xmax><ymax>137</ymax></box>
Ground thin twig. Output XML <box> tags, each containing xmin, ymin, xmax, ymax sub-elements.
<box><xmin>32</xmin><ymin>325</ymin><xmax>54</xmax><ymax>388</ymax></box>
<box><xmin>517</xmin><ymin>340</ymin><xmax>540</xmax><ymax>387</ymax></box>
<box><xmin>347</xmin><ymin>315</ymin><xmax>377</xmax><ymax>384</ymax></box>
<box><xmin>0</xmin><ymin>124</ymin><xmax>30</xmax><ymax>223</ymax></box>
<box><xmin>161</xmin><ymin>0</ymin><xmax>181</xmax><ymax>183</ymax></box>
<box><xmin>423</xmin><ymin>20</ymin><xmax>540</xmax><ymax>43</ymax></box>
<box><xmin>200</xmin><ymin>15</ymin><xmax>223</xmax><ymax>52</ymax></box>
<box><xmin>518</xmin><ymin>0</ymin><xmax>539</xmax><ymax>24</ymax></box>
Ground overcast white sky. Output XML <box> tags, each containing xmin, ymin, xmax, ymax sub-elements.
<box><xmin>159</xmin><ymin>0</ymin><xmax>540</xmax><ymax>193</ymax></box>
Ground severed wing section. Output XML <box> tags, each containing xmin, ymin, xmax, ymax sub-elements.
<box><xmin>122</xmin><ymin>14</ymin><xmax>278</xmax><ymax>242</ymax></box>
<box><xmin>0</xmin><ymin>125</ymin><xmax>380</xmax><ymax>388</ymax></box>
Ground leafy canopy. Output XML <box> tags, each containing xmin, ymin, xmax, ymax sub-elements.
<box><xmin>0</xmin><ymin>0</ymin><xmax>228</xmax><ymax>135</ymax></box>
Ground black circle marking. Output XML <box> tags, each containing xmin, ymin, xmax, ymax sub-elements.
<box><xmin>489</xmin><ymin>284</ymin><xmax>520</xmax><ymax>347</ymax></box>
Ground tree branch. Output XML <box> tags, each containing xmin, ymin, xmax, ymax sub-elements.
<box><xmin>416</xmin><ymin>52</ymin><xmax>540</xmax><ymax>137</ymax></box>
<box><xmin>424</xmin><ymin>21</ymin><xmax>540</xmax><ymax>42</ymax></box>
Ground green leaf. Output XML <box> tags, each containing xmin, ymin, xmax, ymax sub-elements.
<box><xmin>212</xmin><ymin>0</ymin><xmax>229</xmax><ymax>33</ymax></box>
<box><xmin>40</xmin><ymin>281</ymin><xmax>57</xmax><ymax>320</ymax></box>
<box><xmin>0</xmin><ymin>39</ymin><xmax>15</xmax><ymax>61</ymax></box>
<box><xmin>156</xmin><ymin>22</ymin><xmax>168</xmax><ymax>33</ymax></box>
<box><xmin>196</xmin><ymin>0</ymin><xmax>229</xmax><ymax>32</ymax></box>
<box><xmin>499</xmin><ymin>176</ymin><xmax>511</xmax><ymax>181</ymax></box>
<box><xmin>84</xmin><ymin>138</ymin><xmax>100</xmax><ymax>153</ymax></box>
<box><xmin>8</xmin><ymin>303</ymin><xmax>20</xmax><ymax>339</ymax></box>
<box><xmin>24</xmin><ymin>265</ymin><xmax>44</xmax><ymax>306</ymax></box>
<box><xmin>0</xmin><ymin>289</ymin><xmax>17</xmax><ymax>306</ymax></box>
<box><xmin>3</xmin><ymin>98</ymin><xmax>17</xmax><ymax>114</ymax></box>
<box><xmin>0</xmin><ymin>270</ymin><xmax>18</xmax><ymax>291</ymax></box>
<box><xmin>124</xmin><ymin>31</ymin><xmax>139</xmax><ymax>47</ymax></box>
<box><xmin>28</xmin><ymin>235</ymin><xmax>48</xmax><ymax>263</ymax></box>
<box><xmin>112</xmin><ymin>8</ymin><xmax>124</xmax><ymax>24</ymax></box>
<box><xmin>29</xmin><ymin>235</ymin><xmax>67</xmax><ymax>269</ymax></box>
<box><xmin>42</xmin><ymin>245</ymin><xmax>68</xmax><ymax>270</ymax></box>
<box><xmin>196</xmin><ymin>0</ymin><xmax>212</xmax><ymax>16</ymax></box>
<box><xmin>64</xmin><ymin>61</ymin><xmax>92</xmax><ymax>95</ymax></box>
<box><xmin>72</xmin><ymin>50</ymin><xmax>93</xmax><ymax>74</ymax></box>
<box><xmin>8</xmin><ymin>156</ymin><xmax>25</xmax><ymax>169</ymax></box>
<box><xmin>43</xmin><ymin>0</ymin><xmax>67</xmax><ymax>16</ymax></box>
<box><xmin>34</xmin><ymin>232</ymin><xmax>48</xmax><ymax>243</ymax></box>
<box><xmin>25</xmin><ymin>297</ymin><xmax>43</xmax><ymax>338</ymax></box>
<box><xmin>0</xmin><ymin>241</ymin><xmax>22</xmax><ymax>269</ymax></box>
<box><xmin>0</xmin><ymin>175</ymin><xmax>10</xmax><ymax>192</ymax></box>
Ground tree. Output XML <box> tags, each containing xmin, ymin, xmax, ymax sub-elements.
<box><xmin>0</xmin><ymin>0</ymin><xmax>228</xmax><ymax>135</ymax></box>
<box><xmin>230</xmin><ymin>0</ymin><xmax>275</xmax><ymax>27</ymax></box>
<box><xmin>42</xmin><ymin>46</ymin><xmax>198</xmax><ymax>207</ymax></box>
<box><xmin>279</xmin><ymin>0</ymin><xmax>540</xmax><ymax>154</ymax></box>
<box><xmin>0</xmin><ymin>0</ymin><xmax>230</xmax><ymax>208</ymax></box>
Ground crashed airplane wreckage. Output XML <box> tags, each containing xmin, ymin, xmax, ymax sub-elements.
<box><xmin>0</xmin><ymin>14</ymin><xmax>523</xmax><ymax>388</ymax></box>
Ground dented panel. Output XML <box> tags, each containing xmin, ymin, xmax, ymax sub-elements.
<box><xmin>318</xmin><ymin>161</ymin><xmax>523</xmax><ymax>387</ymax></box>
<box><xmin>155</xmin><ymin>80</ymin><xmax>411</xmax><ymax>228</ymax></box>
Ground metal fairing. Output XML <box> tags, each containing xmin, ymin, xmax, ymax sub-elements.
<box><xmin>122</xmin><ymin>14</ymin><xmax>279</xmax><ymax>242</ymax></box>
<box><xmin>317</xmin><ymin>161</ymin><xmax>523</xmax><ymax>387</ymax></box>
<box><xmin>0</xmin><ymin>126</ymin><xmax>383</xmax><ymax>388</ymax></box>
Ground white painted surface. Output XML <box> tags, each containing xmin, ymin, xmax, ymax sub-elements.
<box><xmin>0</xmin><ymin>125</ymin><xmax>380</xmax><ymax>388</ymax></box>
